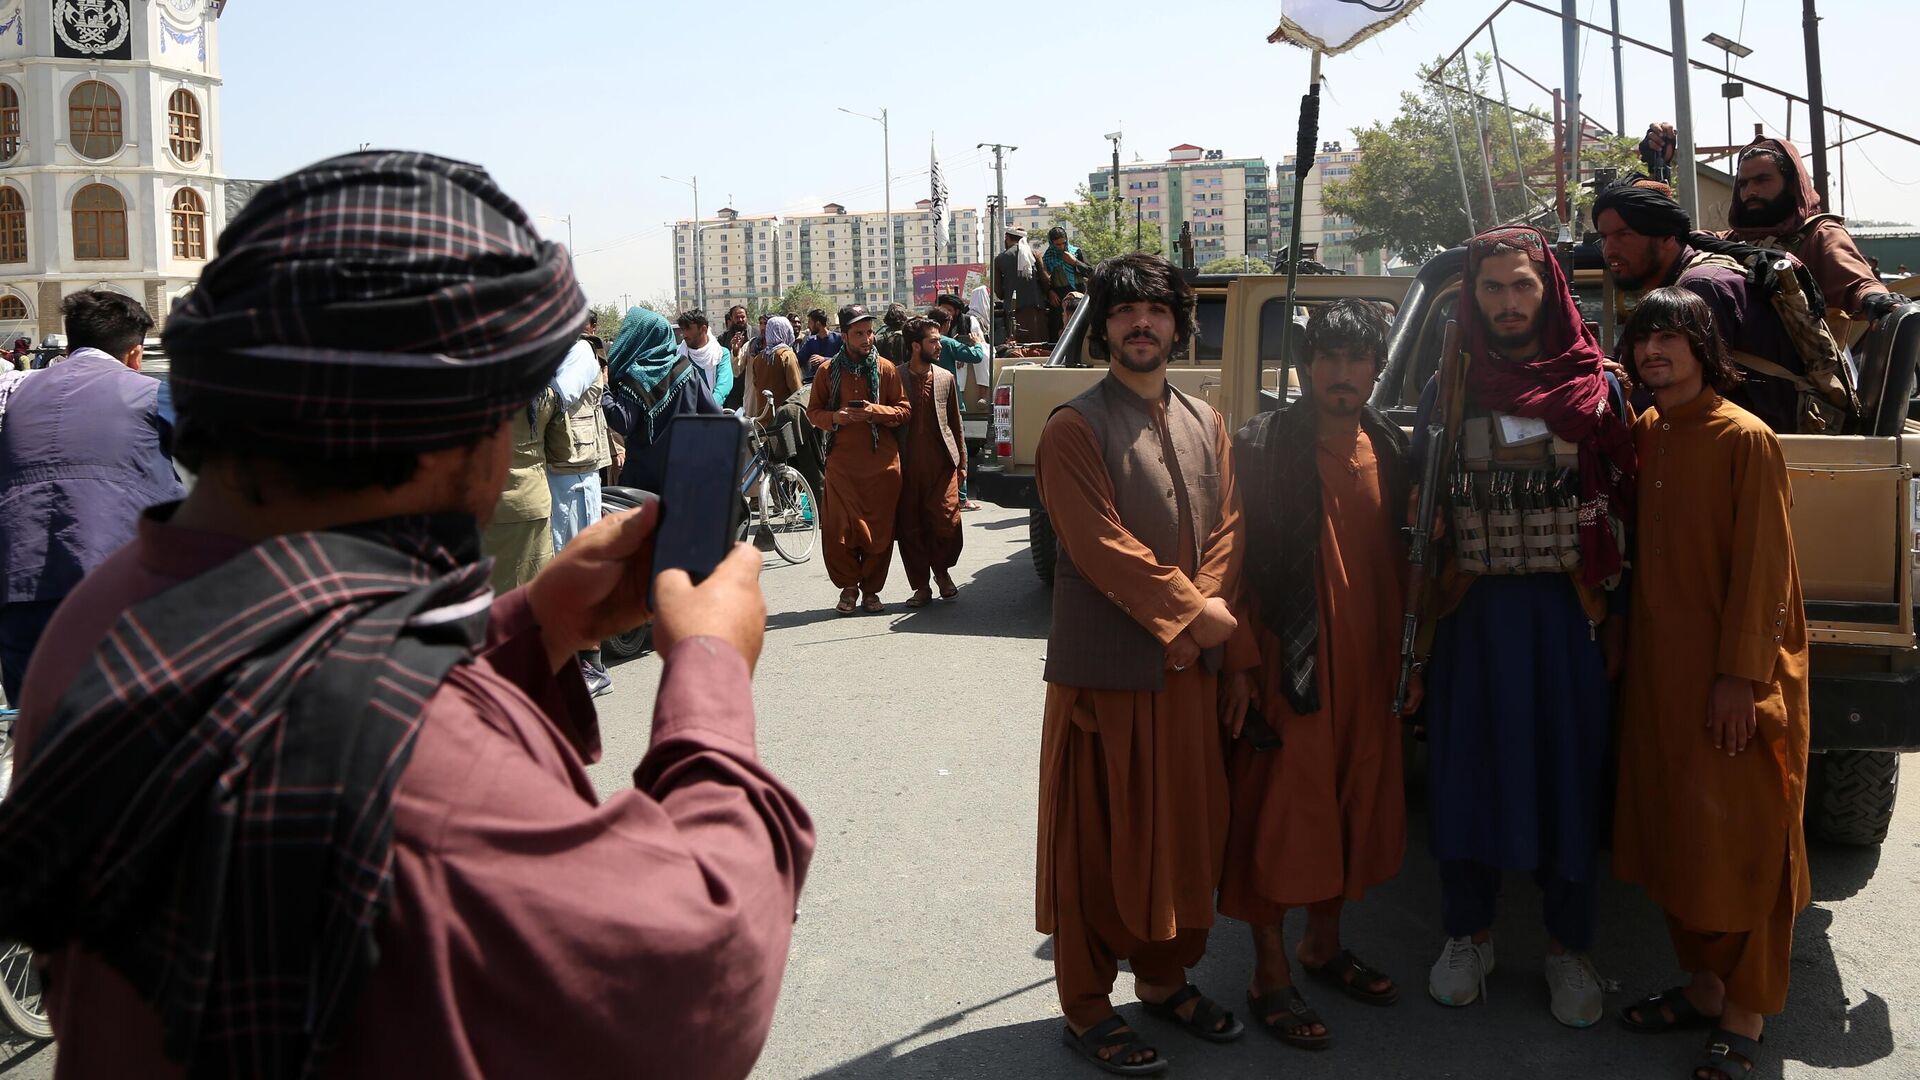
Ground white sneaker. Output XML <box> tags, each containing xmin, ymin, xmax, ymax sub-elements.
<box><xmin>1428</xmin><ymin>936</ymin><xmax>1496</xmax><ymax>1007</ymax></box>
<box><xmin>1544</xmin><ymin>952</ymin><xmax>1604</xmax><ymax>1028</ymax></box>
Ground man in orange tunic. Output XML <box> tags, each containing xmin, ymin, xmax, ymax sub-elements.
<box><xmin>1219</xmin><ymin>299</ymin><xmax>1416</xmax><ymax>1050</ymax></box>
<box><xmin>1034</xmin><ymin>254</ymin><xmax>1248</xmax><ymax>1075</ymax></box>
<box><xmin>1611</xmin><ymin>288</ymin><xmax>1810</xmax><ymax>1080</ymax></box>
<box><xmin>895</xmin><ymin>318</ymin><xmax>966</xmax><ymax>606</ymax></box>
<box><xmin>808</xmin><ymin>305</ymin><xmax>910</xmax><ymax>615</ymax></box>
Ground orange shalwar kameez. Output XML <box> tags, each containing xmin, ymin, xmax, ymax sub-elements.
<box><xmin>1034</xmin><ymin>405</ymin><xmax>1246</xmax><ymax>1030</ymax></box>
<box><xmin>895</xmin><ymin>364</ymin><xmax>965</xmax><ymax>593</ymax></box>
<box><xmin>1219</xmin><ymin>429</ymin><xmax>1407</xmax><ymax>922</ymax></box>
<box><xmin>807</xmin><ymin>358</ymin><xmax>909</xmax><ymax>596</ymax></box>
<box><xmin>1614</xmin><ymin>390</ymin><xmax>1810</xmax><ymax>1016</ymax></box>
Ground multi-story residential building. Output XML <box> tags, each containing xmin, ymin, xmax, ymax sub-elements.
<box><xmin>1276</xmin><ymin>143</ymin><xmax>1392</xmax><ymax>275</ymax></box>
<box><xmin>672</xmin><ymin>202</ymin><xmax>983</xmax><ymax>314</ymax></box>
<box><xmin>1087</xmin><ymin>144</ymin><xmax>1272</xmax><ymax>266</ymax></box>
<box><xmin>1</xmin><ymin>0</ymin><xmax>232</xmax><ymax>345</ymax></box>
<box><xmin>1004</xmin><ymin>195</ymin><xmax>1072</xmax><ymax>241</ymax></box>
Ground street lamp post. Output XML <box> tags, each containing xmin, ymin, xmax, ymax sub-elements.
<box><xmin>1704</xmin><ymin>32</ymin><xmax>1754</xmax><ymax>154</ymax></box>
<box><xmin>661</xmin><ymin>174</ymin><xmax>702</xmax><ymax>311</ymax></box>
<box><xmin>839</xmin><ymin>106</ymin><xmax>891</xmax><ymax>305</ymax></box>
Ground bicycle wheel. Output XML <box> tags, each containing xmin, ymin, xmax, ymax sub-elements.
<box><xmin>765</xmin><ymin>466</ymin><xmax>818</xmax><ymax>564</ymax></box>
<box><xmin>0</xmin><ymin>729</ymin><xmax>50</xmax><ymax>1041</ymax></box>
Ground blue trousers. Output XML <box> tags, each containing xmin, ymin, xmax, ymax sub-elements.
<box><xmin>1439</xmin><ymin>859</ymin><xmax>1596</xmax><ymax>953</ymax></box>
<box><xmin>0</xmin><ymin>599</ymin><xmax>62</xmax><ymax>706</ymax></box>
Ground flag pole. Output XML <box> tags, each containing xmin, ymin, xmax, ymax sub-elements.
<box><xmin>1275</xmin><ymin>48</ymin><xmax>1323</xmax><ymax>403</ymax></box>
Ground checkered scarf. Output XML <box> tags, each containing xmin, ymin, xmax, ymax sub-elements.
<box><xmin>1235</xmin><ymin>400</ymin><xmax>1408</xmax><ymax>714</ymax></box>
<box><xmin>823</xmin><ymin>345</ymin><xmax>882</xmax><ymax>453</ymax></box>
<box><xmin>0</xmin><ymin>512</ymin><xmax>492</xmax><ymax>1078</ymax></box>
<box><xmin>162</xmin><ymin>151</ymin><xmax>587</xmax><ymax>460</ymax></box>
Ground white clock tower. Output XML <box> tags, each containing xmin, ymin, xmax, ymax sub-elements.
<box><xmin>0</xmin><ymin>0</ymin><xmax>229</xmax><ymax>345</ymax></box>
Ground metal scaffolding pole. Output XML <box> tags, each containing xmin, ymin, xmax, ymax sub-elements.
<box><xmin>1670</xmin><ymin>0</ymin><xmax>1699</xmax><ymax>223</ymax></box>
<box><xmin>1488</xmin><ymin>25</ymin><xmax>1536</xmax><ymax>207</ymax></box>
<box><xmin>1439</xmin><ymin>66</ymin><xmax>1479</xmax><ymax>235</ymax></box>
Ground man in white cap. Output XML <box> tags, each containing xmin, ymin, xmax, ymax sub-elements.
<box><xmin>993</xmin><ymin>227</ymin><xmax>1053</xmax><ymax>343</ymax></box>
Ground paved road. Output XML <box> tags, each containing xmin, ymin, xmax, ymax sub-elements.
<box><xmin>586</xmin><ymin>502</ymin><xmax>1920</xmax><ymax>1080</ymax></box>
<box><xmin>2</xmin><ymin>502</ymin><xmax>1911</xmax><ymax>1078</ymax></box>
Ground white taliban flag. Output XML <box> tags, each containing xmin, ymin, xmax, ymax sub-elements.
<box><xmin>1270</xmin><ymin>0</ymin><xmax>1425</xmax><ymax>54</ymax></box>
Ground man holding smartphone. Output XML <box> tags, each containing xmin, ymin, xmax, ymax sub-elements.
<box><xmin>1034</xmin><ymin>254</ymin><xmax>1249</xmax><ymax>1074</ymax></box>
<box><xmin>807</xmin><ymin>304</ymin><xmax>910</xmax><ymax>615</ymax></box>
<box><xmin>0</xmin><ymin>153</ymin><xmax>813</xmax><ymax>1080</ymax></box>
<box><xmin>1218</xmin><ymin>299</ymin><xmax>1418</xmax><ymax>1050</ymax></box>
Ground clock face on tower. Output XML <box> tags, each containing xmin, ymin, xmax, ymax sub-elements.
<box><xmin>53</xmin><ymin>0</ymin><xmax>133</xmax><ymax>60</ymax></box>
<box><xmin>166</xmin><ymin>0</ymin><xmax>203</xmax><ymax>18</ymax></box>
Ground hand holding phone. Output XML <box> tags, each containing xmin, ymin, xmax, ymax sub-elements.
<box><xmin>649</xmin><ymin>414</ymin><xmax>751</xmax><ymax>607</ymax></box>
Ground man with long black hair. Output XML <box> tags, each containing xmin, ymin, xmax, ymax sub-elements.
<box><xmin>1035</xmin><ymin>253</ymin><xmax>1249</xmax><ymax>1074</ymax></box>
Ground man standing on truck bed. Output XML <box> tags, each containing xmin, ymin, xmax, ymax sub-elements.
<box><xmin>1593</xmin><ymin>182</ymin><xmax>1808</xmax><ymax>435</ymax></box>
<box><xmin>1220</xmin><ymin>298</ymin><xmax>1417</xmax><ymax>1051</ymax></box>
<box><xmin>995</xmin><ymin>226</ymin><xmax>1052</xmax><ymax>343</ymax></box>
<box><xmin>1609</xmin><ymin>288</ymin><xmax>1809</xmax><ymax>1080</ymax></box>
<box><xmin>1035</xmin><ymin>252</ymin><xmax>1249</xmax><ymax>1075</ymax></box>
<box><xmin>1413</xmin><ymin>225</ymin><xmax>1636</xmax><ymax>1029</ymax></box>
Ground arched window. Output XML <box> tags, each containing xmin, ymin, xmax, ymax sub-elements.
<box><xmin>167</xmin><ymin>89</ymin><xmax>201</xmax><ymax>162</ymax></box>
<box><xmin>0</xmin><ymin>84</ymin><xmax>19</xmax><ymax>162</ymax></box>
<box><xmin>171</xmin><ymin>188</ymin><xmax>207</xmax><ymax>260</ymax></box>
<box><xmin>0</xmin><ymin>189</ymin><xmax>23</xmax><ymax>264</ymax></box>
<box><xmin>72</xmin><ymin>184</ymin><xmax>127</xmax><ymax>260</ymax></box>
<box><xmin>67</xmin><ymin>80</ymin><xmax>122</xmax><ymax>160</ymax></box>
<box><xmin>0</xmin><ymin>296</ymin><xmax>24</xmax><ymax>321</ymax></box>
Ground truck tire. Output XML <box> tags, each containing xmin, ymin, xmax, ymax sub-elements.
<box><xmin>1807</xmin><ymin>749</ymin><xmax>1900</xmax><ymax>846</ymax></box>
<box><xmin>1029</xmin><ymin>509</ymin><xmax>1057</xmax><ymax>587</ymax></box>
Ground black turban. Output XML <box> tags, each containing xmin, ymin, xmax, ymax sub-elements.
<box><xmin>163</xmin><ymin>150</ymin><xmax>587</xmax><ymax>459</ymax></box>
<box><xmin>1591</xmin><ymin>180</ymin><xmax>1693</xmax><ymax>240</ymax></box>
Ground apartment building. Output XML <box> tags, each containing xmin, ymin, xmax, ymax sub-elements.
<box><xmin>672</xmin><ymin>203</ymin><xmax>983</xmax><ymax>313</ymax></box>
<box><xmin>1086</xmin><ymin>144</ymin><xmax>1272</xmax><ymax>266</ymax></box>
<box><xmin>1276</xmin><ymin>143</ymin><xmax>1392</xmax><ymax>275</ymax></box>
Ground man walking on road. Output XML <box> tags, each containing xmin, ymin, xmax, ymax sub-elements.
<box><xmin>1220</xmin><ymin>298</ymin><xmax>1415</xmax><ymax>1050</ymax></box>
<box><xmin>1610</xmin><ymin>288</ymin><xmax>1809</xmax><ymax>1080</ymax></box>
<box><xmin>0</xmin><ymin>151</ymin><xmax>813</xmax><ymax>1080</ymax></box>
<box><xmin>895</xmin><ymin>318</ymin><xmax>965</xmax><ymax>607</ymax></box>
<box><xmin>0</xmin><ymin>290</ymin><xmax>183</xmax><ymax>703</ymax></box>
<box><xmin>808</xmin><ymin>304</ymin><xmax>909</xmax><ymax>615</ymax></box>
<box><xmin>1035</xmin><ymin>253</ymin><xmax>1249</xmax><ymax>1075</ymax></box>
<box><xmin>1413</xmin><ymin>225</ymin><xmax>1636</xmax><ymax>1028</ymax></box>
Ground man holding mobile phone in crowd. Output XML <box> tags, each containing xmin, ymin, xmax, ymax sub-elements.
<box><xmin>808</xmin><ymin>304</ymin><xmax>910</xmax><ymax>616</ymax></box>
<box><xmin>0</xmin><ymin>153</ymin><xmax>813</xmax><ymax>1080</ymax></box>
<box><xmin>1034</xmin><ymin>253</ymin><xmax>1249</xmax><ymax>1074</ymax></box>
<box><xmin>1220</xmin><ymin>298</ymin><xmax>1419</xmax><ymax>1050</ymax></box>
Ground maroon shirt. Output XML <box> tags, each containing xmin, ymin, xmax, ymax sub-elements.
<box><xmin>15</xmin><ymin>515</ymin><xmax>814</xmax><ymax>1080</ymax></box>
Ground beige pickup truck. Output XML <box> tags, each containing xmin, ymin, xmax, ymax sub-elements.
<box><xmin>984</xmin><ymin>253</ymin><xmax>1920</xmax><ymax>849</ymax></box>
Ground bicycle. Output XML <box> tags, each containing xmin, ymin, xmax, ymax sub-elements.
<box><xmin>738</xmin><ymin>391</ymin><xmax>818</xmax><ymax>566</ymax></box>
<box><xmin>0</xmin><ymin>707</ymin><xmax>50</xmax><ymax>1041</ymax></box>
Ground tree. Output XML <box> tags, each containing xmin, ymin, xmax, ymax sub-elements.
<box><xmin>777</xmin><ymin>282</ymin><xmax>835</xmax><ymax>320</ymax></box>
<box><xmin>588</xmin><ymin>301</ymin><xmax>625</xmax><ymax>343</ymax></box>
<box><xmin>1198</xmin><ymin>255</ymin><xmax>1272</xmax><ymax>275</ymax></box>
<box><xmin>1322</xmin><ymin>56</ymin><xmax>1562</xmax><ymax>263</ymax></box>
<box><xmin>1049</xmin><ymin>186</ymin><xmax>1167</xmax><ymax>266</ymax></box>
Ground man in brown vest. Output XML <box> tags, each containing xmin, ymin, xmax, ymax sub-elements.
<box><xmin>1034</xmin><ymin>253</ymin><xmax>1249</xmax><ymax>1075</ymax></box>
<box><xmin>894</xmin><ymin>318</ymin><xmax>966</xmax><ymax>606</ymax></box>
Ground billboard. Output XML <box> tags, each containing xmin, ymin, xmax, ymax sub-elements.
<box><xmin>911</xmin><ymin>263</ymin><xmax>985</xmax><ymax>307</ymax></box>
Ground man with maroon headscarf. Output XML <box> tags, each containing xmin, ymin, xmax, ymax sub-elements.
<box><xmin>1412</xmin><ymin>226</ymin><xmax>1636</xmax><ymax>1029</ymax></box>
<box><xmin>1720</xmin><ymin>136</ymin><xmax>1899</xmax><ymax>336</ymax></box>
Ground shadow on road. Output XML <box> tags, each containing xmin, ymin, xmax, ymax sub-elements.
<box><xmin>885</xmin><ymin>549</ymin><xmax>1049</xmax><ymax>641</ymax></box>
<box><xmin>806</xmin><ymin>981</ymin><xmax>1055</xmax><ymax>1080</ymax></box>
<box><xmin>0</xmin><ymin>1040</ymin><xmax>49</xmax><ymax>1076</ymax></box>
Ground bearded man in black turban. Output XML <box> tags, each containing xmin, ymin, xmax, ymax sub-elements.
<box><xmin>0</xmin><ymin>152</ymin><xmax>813</xmax><ymax>1080</ymax></box>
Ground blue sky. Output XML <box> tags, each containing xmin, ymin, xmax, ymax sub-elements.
<box><xmin>219</xmin><ymin>1</ymin><xmax>1920</xmax><ymax>306</ymax></box>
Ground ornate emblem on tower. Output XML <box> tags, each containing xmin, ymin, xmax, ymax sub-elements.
<box><xmin>52</xmin><ymin>0</ymin><xmax>132</xmax><ymax>60</ymax></box>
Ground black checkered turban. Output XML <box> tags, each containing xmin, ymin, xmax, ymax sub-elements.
<box><xmin>163</xmin><ymin>150</ymin><xmax>587</xmax><ymax>459</ymax></box>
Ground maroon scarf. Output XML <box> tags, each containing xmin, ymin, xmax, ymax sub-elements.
<box><xmin>1461</xmin><ymin>226</ymin><xmax>1636</xmax><ymax>587</ymax></box>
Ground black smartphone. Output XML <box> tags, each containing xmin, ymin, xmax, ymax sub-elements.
<box><xmin>845</xmin><ymin>400</ymin><xmax>871</xmax><ymax>409</ymax></box>
<box><xmin>650</xmin><ymin>414</ymin><xmax>750</xmax><ymax>602</ymax></box>
<box><xmin>1242</xmin><ymin>705</ymin><xmax>1283</xmax><ymax>752</ymax></box>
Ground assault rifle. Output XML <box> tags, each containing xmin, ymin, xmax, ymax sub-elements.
<box><xmin>1393</xmin><ymin>319</ymin><xmax>1462</xmax><ymax>719</ymax></box>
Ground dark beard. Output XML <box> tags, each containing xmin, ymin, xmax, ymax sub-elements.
<box><xmin>1116</xmin><ymin>336</ymin><xmax>1169</xmax><ymax>372</ymax></box>
<box><xmin>1480</xmin><ymin>309</ymin><xmax>1542</xmax><ymax>355</ymax></box>
<box><xmin>1731</xmin><ymin>189</ymin><xmax>1798</xmax><ymax>231</ymax></box>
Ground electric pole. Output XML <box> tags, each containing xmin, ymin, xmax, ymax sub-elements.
<box><xmin>979</xmin><ymin>142</ymin><xmax>1015</xmax><ymax>347</ymax></box>
<box><xmin>1803</xmin><ymin>0</ymin><xmax>1831</xmax><ymax>207</ymax></box>
<box><xmin>1669</xmin><ymin>2</ymin><xmax>1699</xmax><ymax>224</ymax></box>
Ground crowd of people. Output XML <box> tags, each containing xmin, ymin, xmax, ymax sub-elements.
<box><xmin>0</xmin><ymin>128</ymin><xmax>1901</xmax><ymax>1080</ymax></box>
<box><xmin>1034</xmin><ymin>228</ymin><xmax>1816</xmax><ymax>1080</ymax></box>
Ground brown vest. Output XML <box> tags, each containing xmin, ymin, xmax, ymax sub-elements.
<box><xmin>1045</xmin><ymin>376</ymin><xmax>1222</xmax><ymax>691</ymax></box>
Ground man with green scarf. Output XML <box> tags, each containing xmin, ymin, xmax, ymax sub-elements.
<box><xmin>807</xmin><ymin>305</ymin><xmax>911</xmax><ymax>615</ymax></box>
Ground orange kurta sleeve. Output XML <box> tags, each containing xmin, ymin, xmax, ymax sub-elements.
<box><xmin>1715</xmin><ymin>425</ymin><xmax>1797</xmax><ymax>684</ymax></box>
<box><xmin>1036</xmin><ymin>408</ymin><xmax>1208</xmax><ymax>645</ymax></box>
<box><xmin>864</xmin><ymin>362</ymin><xmax>911</xmax><ymax>428</ymax></box>
<box><xmin>1191</xmin><ymin>409</ymin><xmax>1245</xmax><ymax>602</ymax></box>
<box><xmin>806</xmin><ymin>369</ymin><xmax>837</xmax><ymax>432</ymax></box>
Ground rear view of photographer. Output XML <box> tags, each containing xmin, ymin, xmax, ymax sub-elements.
<box><xmin>0</xmin><ymin>289</ymin><xmax>183</xmax><ymax>704</ymax></box>
<box><xmin>0</xmin><ymin>152</ymin><xmax>813</xmax><ymax>1080</ymax></box>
